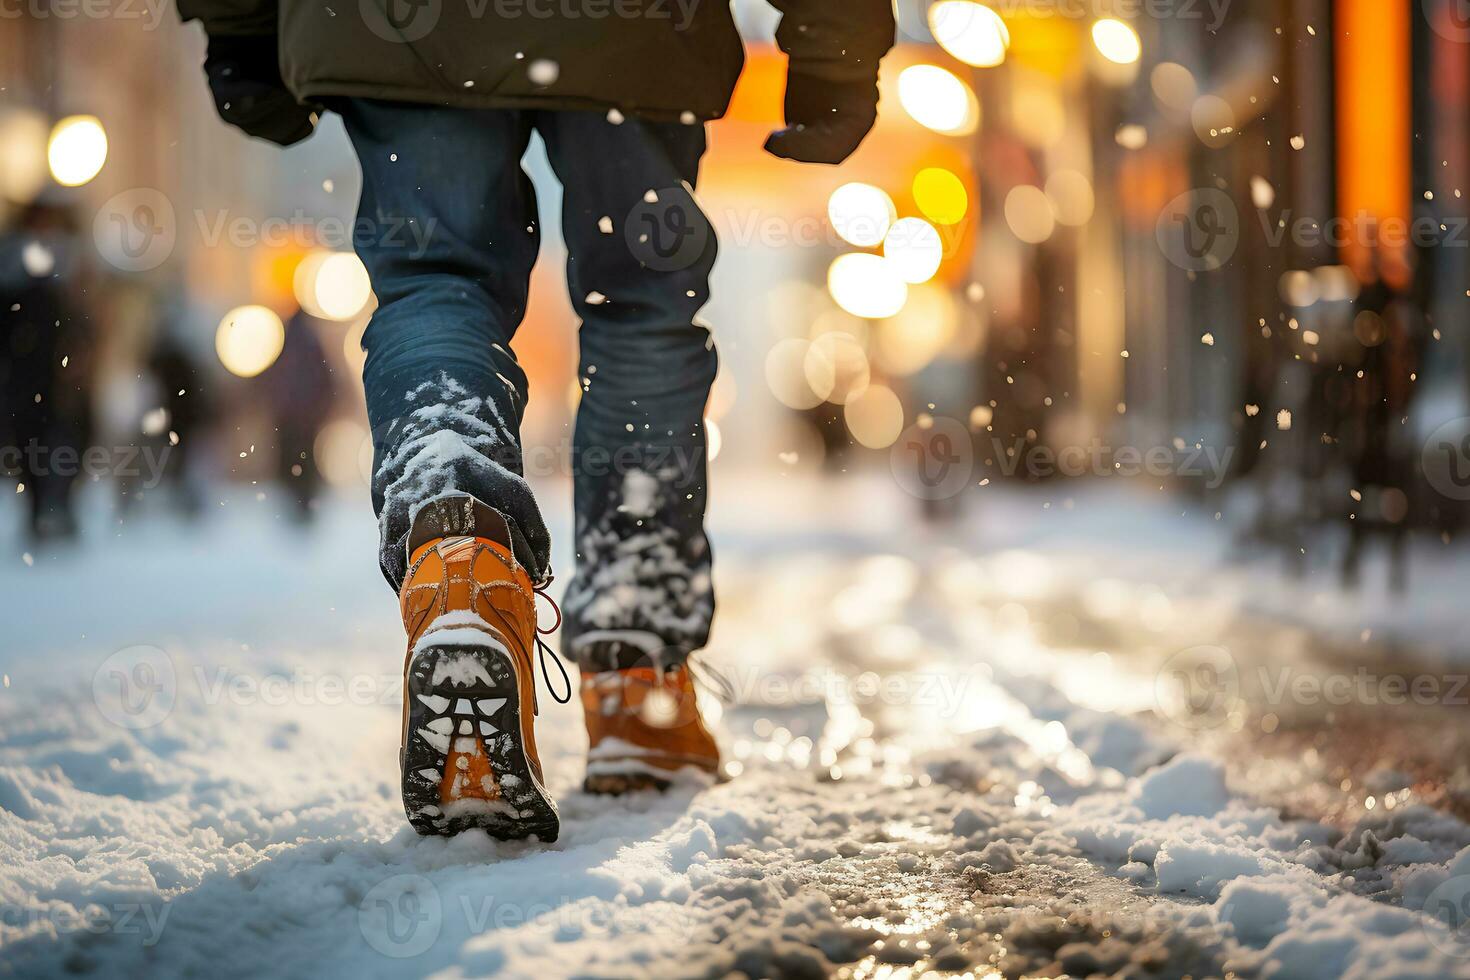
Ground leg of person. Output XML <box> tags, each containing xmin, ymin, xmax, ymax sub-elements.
<box><xmin>340</xmin><ymin>98</ymin><xmax>550</xmax><ymax>588</ymax></box>
<box><xmin>340</xmin><ymin>99</ymin><xmax>560</xmax><ymax>839</ymax></box>
<box><xmin>538</xmin><ymin>111</ymin><xmax>722</xmax><ymax>792</ymax></box>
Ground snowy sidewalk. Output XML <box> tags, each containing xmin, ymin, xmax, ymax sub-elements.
<box><xmin>1</xmin><ymin>478</ymin><xmax>1469</xmax><ymax>978</ymax></box>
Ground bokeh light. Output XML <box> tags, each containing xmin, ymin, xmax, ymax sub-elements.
<box><xmin>828</xmin><ymin>183</ymin><xmax>896</xmax><ymax>248</ymax></box>
<box><xmin>882</xmin><ymin>217</ymin><xmax>945</xmax><ymax>285</ymax></box>
<box><xmin>1150</xmin><ymin>62</ymin><xmax>1198</xmax><ymax>113</ymax></box>
<box><xmin>843</xmin><ymin>385</ymin><xmax>904</xmax><ymax>449</ymax></box>
<box><xmin>215</xmin><ymin>305</ymin><xmax>286</xmax><ymax>378</ymax></box>
<box><xmin>912</xmin><ymin>168</ymin><xmax>969</xmax><ymax>226</ymax></box>
<box><xmin>898</xmin><ymin>65</ymin><xmax>979</xmax><ymax>136</ymax></box>
<box><xmin>1045</xmin><ymin>170</ymin><xmax>1095</xmax><ymax>227</ymax></box>
<box><xmin>314</xmin><ymin>252</ymin><xmax>373</xmax><ymax>321</ymax></box>
<box><xmin>1004</xmin><ymin>185</ymin><xmax>1056</xmax><ymax>244</ymax></box>
<box><xmin>1092</xmin><ymin>19</ymin><xmax>1142</xmax><ymax>65</ymax></box>
<box><xmin>292</xmin><ymin>251</ymin><xmax>329</xmax><ymax>318</ymax></box>
<box><xmin>314</xmin><ymin>418</ymin><xmax>373</xmax><ymax>487</ymax></box>
<box><xmin>928</xmin><ymin>1</ymin><xmax>1009</xmax><ymax>68</ymax></box>
<box><xmin>0</xmin><ymin>109</ymin><xmax>51</xmax><ymax>202</ymax></box>
<box><xmin>810</xmin><ymin>308</ymin><xmax>869</xmax><ymax>346</ymax></box>
<box><xmin>804</xmin><ymin>332</ymin><xmax>871</xmax><ymax>405</ymax></box>
<box><xmin>705</xmin><ymin>418</ymin><xmax>723</xmax><ymax>462</ymax></box>
<box><xmin>47</xmin><ymin>115</ymin><xmax>108</xmax><ymax>187</ymax></box>
<box><xmin>828</xmin><ymin>253</ymin><xmax>908</xmax><ymax>319</ymax></box>
<box><xmin>1191</xmin><ymin>94</ymin><xmax>1238</xmax><ymax>148</ymax></box>
<box><xmin>1279</xmin><ymin>270</ymin><xmax>1320</xmax><ymax>308</ymax></box>
<box><xmin>765</xmin><ymin>338</ymin><xmax>825</xmax><ymax>410</ymax></box>
<box><xmin>876</xmin><ymin>283</ymin><xmax>958</xmax><ymax>377</ymax></box>
<box><xmin>296</xmin><ymin>250</ymin><xmax>373</xmax><ymax>321</ymax></box>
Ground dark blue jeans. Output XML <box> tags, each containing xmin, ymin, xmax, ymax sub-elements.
<box><xmin>339</xmin><ymin>99</ymin><xmax>718</xmax><ymax>669</ymax></box>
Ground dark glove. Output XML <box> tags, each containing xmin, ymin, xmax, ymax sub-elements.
<box><xmin>764</xmin><ymin>71</ymin><xmax>879</xmax><ymax>166</ymax></box>
<box><xmin>204</xmin><ymin>35</ymin><xmax>320</xmax><ymax>147</ymax></box>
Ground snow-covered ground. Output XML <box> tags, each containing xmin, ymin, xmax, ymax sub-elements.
<box><xmin>2</xmin><ymin>475</ymin><xmax>1469</xmax><ymax>978</ymax></box>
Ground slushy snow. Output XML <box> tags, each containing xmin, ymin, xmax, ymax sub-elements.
<box><xmin>1</xmin><ymin>477</ymin><xmax>1468</xmax><ymax>977</ymax></box>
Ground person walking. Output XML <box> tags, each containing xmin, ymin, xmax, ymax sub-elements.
<box><xmin>178</xmin><ymin>0</ymin><xmax>894</xmax><ymax>840</ymax></box>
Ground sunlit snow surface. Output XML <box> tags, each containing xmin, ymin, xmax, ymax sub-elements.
<box><xmin>1</xmin><ymin>477</ymin><xmax>1468</xmax><ymax>978</ymax></box>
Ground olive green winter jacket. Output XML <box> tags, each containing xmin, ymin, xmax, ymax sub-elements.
<box><xmin>177</xmin><ymin>0</ymin><xmax>895</xmax><ymax>124</ymax></box>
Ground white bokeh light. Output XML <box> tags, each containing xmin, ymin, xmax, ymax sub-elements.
<box><xmin>929</xmin><ymin>1</ymin><xmax>1009</xmax><ymax>68</ymax></box>
<box><xmin>47</xmin><ymin>115</ymin><xmax>107</xmax><ymax>187</ymax></box>
<box><xmin>828</xmin><ymin>253</ymin><xmax>908</xmax><ymax>320</ymax></box>
<box><xmin>827</xmin><ymin>183</ymin><xmax>896</xmax><ymax>248</ymax></box>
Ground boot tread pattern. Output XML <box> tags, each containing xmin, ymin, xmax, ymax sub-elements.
<box><xmin>402</xmin><ymin>642</ymin><xmax>559</xmax><ymax>841</ymax></box>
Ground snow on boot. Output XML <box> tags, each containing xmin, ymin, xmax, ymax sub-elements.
<box><xmin>581</xmin><ymin>662</ymin><xmax>722</xmax><ymax>794</ymax></box>
<box><xmin>398</xmin><ymin>495</ymin><xmax>565</xmax><ymax>840</ymax></box>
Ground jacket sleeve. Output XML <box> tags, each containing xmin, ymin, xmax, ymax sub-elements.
<box><xmin>176</xmin><ymin>0</ymin><xmax>276</xmax><ymax>36</ymax></box>
<box><xmin>765</xmin><ymin>0</ymin><xmax>896</xmax><ymax>84</ymax></box>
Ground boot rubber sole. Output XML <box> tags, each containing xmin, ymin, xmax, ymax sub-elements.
<box><xmin>582</xmin><ymin>756</ymin><xmax>722</xmax><ymax>796</ymax></box>
<box><xmin>402</xmin><ymin>638</ymin><xmax>559</xmax><ymax>841</ymax></box>
<box><xmin>583</xmin><ymin>771</ymin><xmax>672</xmax><ymax>795</ymax></box>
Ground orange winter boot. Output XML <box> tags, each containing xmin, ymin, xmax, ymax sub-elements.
<box><xmin>398</xmin><ymin>495</ymin><xmax>567</xmax><ymax>840</ymax></box>
<box><xmin>580</xmin><ymin>661</ymin><xmax>723</xmax><ymax>794</ymax></box>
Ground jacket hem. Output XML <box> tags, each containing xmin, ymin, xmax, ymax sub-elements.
<box><xmin>296</xmin><ymin>79</ymin><xmax>724</xmax><ymax>123</ymax></box>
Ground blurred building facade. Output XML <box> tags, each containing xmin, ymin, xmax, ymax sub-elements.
<box><xmin>2</xmin><ymin>1</ymin><xmax>1468</xmax><ymax>557</ymax></box>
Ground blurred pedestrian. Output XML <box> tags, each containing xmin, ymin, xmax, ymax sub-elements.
<box><xmin>145</xmin><ymin>327</ymin><xmax>214</xmax><ymax>517</ymax></box>
<box><xmin>0</xmin><ymin>202</ymin><xmax>90</xmax><ymax>544</ymax></box>
<box><xmin>258</xmin><ymin>311</ymin><xmax>335</xmax><ymax>522</ymax></box>
<box><xmin>1341</xmin><ymin>249</ymin><xmax>1423</xmax><ymax>593</ymax></box>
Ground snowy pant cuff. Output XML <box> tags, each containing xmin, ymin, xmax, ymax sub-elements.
<box><xmin>566</xmin><ymin>630</ymin><xmax>693</xmax><ymax>672</ymax></box>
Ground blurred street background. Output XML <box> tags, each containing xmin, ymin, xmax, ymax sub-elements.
<box><xmin>5</xmin><ymin>0</ymin><xmax>1470</xmax><ymax>592</ymax></box>
<box><xmin>5</xmin><ymin>1</ymin><xmax>1470</xmax><ymax>977</ymax></box>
